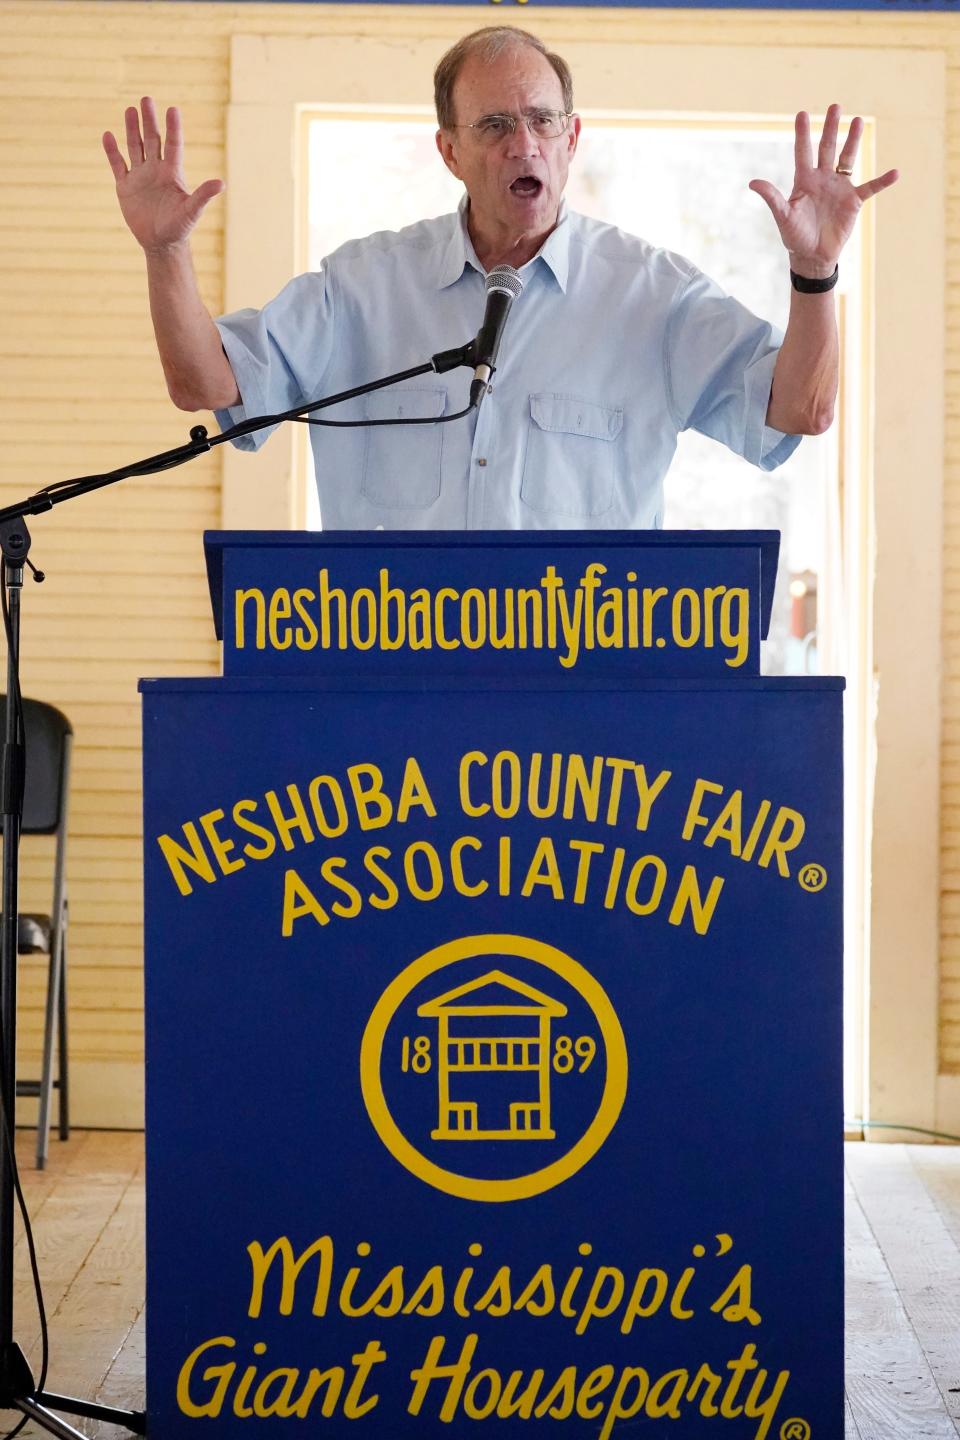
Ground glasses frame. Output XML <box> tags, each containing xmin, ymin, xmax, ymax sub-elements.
<box><xmin>449</xmin><ymin>109</ymin><xmax>576</xmax><ymax>144</ymax></box>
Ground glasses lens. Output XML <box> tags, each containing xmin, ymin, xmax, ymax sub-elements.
<box><xmin>476</xmin><ymin>116</ymin><xmax>514</xmax><ymax>142</ymax></box>
<box><xmin>528</xmin><ymin>110</ymin><xmax>566</xmax><ymax>138</ymax></box>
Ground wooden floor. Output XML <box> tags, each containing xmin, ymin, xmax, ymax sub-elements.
<box><xmin>845</xmin><ymin>1144</ymin><xmax>960</xmax><ymax>1438</ymax></box>
<box><xmin>13</xmin><ymin>1130</ymin><xmax>143</xmax><ymax>1440</ymax></box>
<box><xmin>3</xmin><ymin>1133</ymin><xmax>959</xmax><ymax>1437</ymax></box>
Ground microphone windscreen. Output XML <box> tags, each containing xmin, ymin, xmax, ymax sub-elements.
<box><xmin>485</xmin><ymin>265</ymin><xmax>523</xmax><ymax>301</ymax></box>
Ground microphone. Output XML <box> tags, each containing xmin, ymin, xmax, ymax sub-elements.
<box><xmin>469</xmin><ymin>265</ymin><xmax>523</xmax><ymax>407</ymax></box>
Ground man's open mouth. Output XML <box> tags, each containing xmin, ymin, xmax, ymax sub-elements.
<box><xmin>510</xmin><ymin>176</ymin><xmax>543</xmax><ymax>197</ymax></box>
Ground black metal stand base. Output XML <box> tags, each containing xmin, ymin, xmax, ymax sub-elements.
<box><xmin>0</xmin><ymin>1341</ymin><xmax>146</xmax><ymax>1437</ymax></box>
<box><xmin>0</xmin><ymin>1339</ymin><xmax>34</xmax><ymax>1403</ymax></box>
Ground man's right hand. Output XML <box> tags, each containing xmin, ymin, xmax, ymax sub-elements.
<box><xmin>102</xmin><ymin>97</ymin><xmax>238</xmax><ymax>410</ymax></box>
<box><xmin>102</xmin><ymin>97</ymin><xmax>224</xmax><ymax>253</ymax></box>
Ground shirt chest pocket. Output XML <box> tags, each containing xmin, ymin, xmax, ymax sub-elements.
<box><xmin>520</xmin><ymin>393</ymin><xmax>623</xmax><ymax>519</ymax></box>
<box><xmin>360</xmin><ymin>387</ymin><xmax>446</xmax><ymax>510</ymax></box>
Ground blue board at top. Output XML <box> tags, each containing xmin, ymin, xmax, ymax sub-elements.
<box><xmin>205</xmin><ymin>531</ymin><xmax>779</xmax><ymax>681</ymax></box>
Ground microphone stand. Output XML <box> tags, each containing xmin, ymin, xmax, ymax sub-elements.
<box><xmin>0</xmin><ymin>517</ymin><xmax>149</xmax><ymax>1440</ymax></box>
<box><xmin>0</xmin><ymin>340</ymin><xmax>481</xmax><ymax>532</ymax></box>
<box><xmin>0</xmin><ymin>337</ymin><xmax>481</xmax><ymax>1439</ymax></box>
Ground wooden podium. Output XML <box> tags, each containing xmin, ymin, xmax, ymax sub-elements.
<box><xmin>140</xmin><ymin>531</ymin><xmax>842</xmax><ymax>1440</ymax></box>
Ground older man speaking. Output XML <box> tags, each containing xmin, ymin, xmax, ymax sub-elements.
<box><xmin>102</xmin><ymin>26</ymin><xmax>897</xmax><ymax>531</ymax></box>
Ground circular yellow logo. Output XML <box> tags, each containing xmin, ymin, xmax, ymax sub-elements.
<box><xmin>360</xmin><ymin>933</ymin><xmax>628</xmax><ymax>1203</ymax></box>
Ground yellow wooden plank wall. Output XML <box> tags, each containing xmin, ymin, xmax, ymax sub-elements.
<box><xmin>1</xmin><ymin>0</ymin><xmax>958</xmax><ymax>1125</ymax></box>
<box><xmin>0</xmin><ymin>0</ymin><xmax>229</xmax><ymax>1126</ymax></box>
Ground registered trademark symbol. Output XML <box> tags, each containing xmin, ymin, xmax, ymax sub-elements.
<box><xmin>798</xmin><ymin>863</ymin><xmax>827</xmax><ymax>893</ymax></box>
<box><xmin>780</xmin><ymin>1420</ymin><xmax>811</xmax><ymax>1440</ymax></box>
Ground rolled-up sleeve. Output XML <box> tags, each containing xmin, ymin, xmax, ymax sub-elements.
<box><xmin>664</xmin><ymin>270</ymin><xmax>802</xmax><ymax>472</ymax></box>
<box><xmin>213</xmin><ymin>270</ymin><xmax>335</xmax><ymax>449</ymax></box>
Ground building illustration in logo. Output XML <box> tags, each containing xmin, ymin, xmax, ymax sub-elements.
<box><xmin>417</xmin><ymin>970</ymin><xmax>568</xmax><ymax>1141</ymax></box>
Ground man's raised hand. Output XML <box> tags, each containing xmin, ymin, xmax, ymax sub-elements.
<box><xmin>749</xmin><ymin>105</ymin><xmax>898</xmax><ymax>280</ymax></box>
<box><xmin>102</xmin><ymin>97</ymin><xmax>224</xmax><ymax>254</ymax></box>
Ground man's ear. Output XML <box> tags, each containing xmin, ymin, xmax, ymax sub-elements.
<box><xmin>436</xmin><ymin>128</ymin><xmax>462</xmax><ymax>180</ymax></box>
<box><xmin>567</xmin><ymin>113</ymin><xmax>581</xmax><ymax>160</ymax></box>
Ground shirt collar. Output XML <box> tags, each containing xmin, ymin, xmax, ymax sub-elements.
<box><xmin>435</xmin><ymin>195</ymin><xmax>570</xmax><ymax>294</ymax></box>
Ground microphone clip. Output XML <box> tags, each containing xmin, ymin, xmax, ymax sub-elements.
<box><xmin>430</xmin><ymin>341</ymin><xmax>495</xmax><ymax>410</ymax></box>
<box><xmin>430</xmin><ymin>342</ymin><xmax>475</xmax><ymax>376</ymax></box>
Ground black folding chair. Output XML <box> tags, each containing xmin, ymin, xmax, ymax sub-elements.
<box><xmin>0</xmin><ymin>697</ymin><xmax>72</xmax><ymax>1169</ymax></box>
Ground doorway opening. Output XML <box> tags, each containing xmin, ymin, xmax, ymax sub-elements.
<box><xmin>302</xmin><ymin>107</ymin><xmax>872</xmax><ymax>1121</ymax></box>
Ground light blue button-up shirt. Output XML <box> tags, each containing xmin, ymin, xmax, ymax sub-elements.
<box><xmin>215</xmin><ymin>202</ymin><xmax>799</xmax><ymax>530</ymax></box>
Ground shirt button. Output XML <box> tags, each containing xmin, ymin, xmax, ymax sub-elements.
<box><xmin>477</xmin><ymin>458</ymin><xmax>487</xmax><ymax>467</ymax></box>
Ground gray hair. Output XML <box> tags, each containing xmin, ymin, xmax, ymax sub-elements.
<box><xmin>434</xmin><ymin>27</ymin><xmax>574</xmax><ymax>130</ymax></box>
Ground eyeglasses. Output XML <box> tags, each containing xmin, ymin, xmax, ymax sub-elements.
<box><xmin>451</xmin><ymin>109</ymin><xmax>574</xmax><ymax>145</ymax></box>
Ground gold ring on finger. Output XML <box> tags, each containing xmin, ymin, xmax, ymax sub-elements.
<box><xmin>836</xmin><ymin>164</ymin><xmax>854</xmax><ymax>175</ymax></box>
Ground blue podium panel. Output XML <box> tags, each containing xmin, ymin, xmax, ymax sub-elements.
<box><xmin>142</xmin><ymin>674</ymin><xmax>842</xmax><ymax>1440</ymax></box>
<box><xmin>204</xmin><ymin>531</ymin><xmax>781</xmax><ymax>680</ymax></box>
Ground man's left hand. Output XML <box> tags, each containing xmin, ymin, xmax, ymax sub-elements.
<box><xmin>749</xmin><ymin>105</ymin><xmax>899</xmax><ymax>280</ymax></box>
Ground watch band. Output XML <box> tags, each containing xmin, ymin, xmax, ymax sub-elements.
<box><xmin>790</xmin><ymin>265</ymin><xmax>839</xmax><ymax>294</ymax></box>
